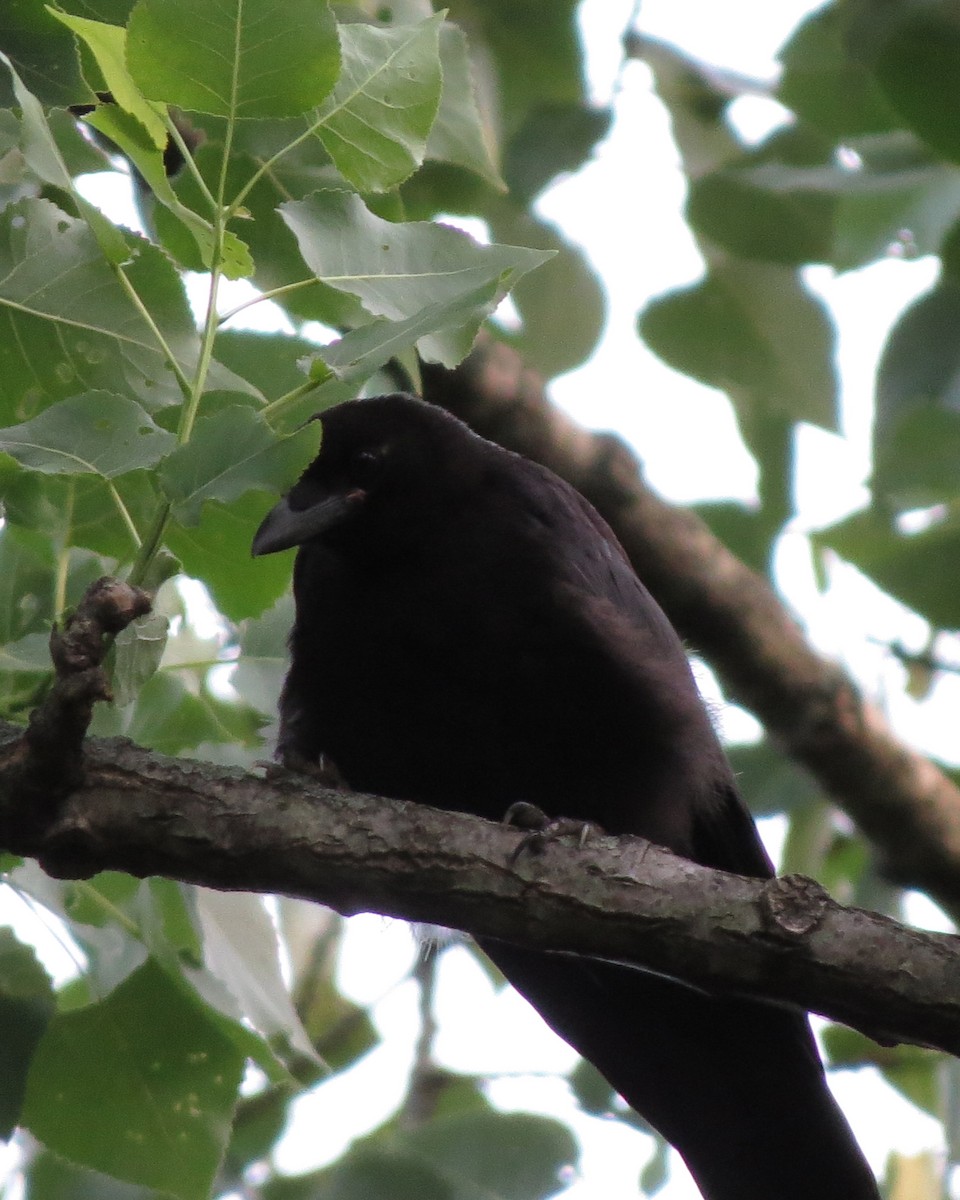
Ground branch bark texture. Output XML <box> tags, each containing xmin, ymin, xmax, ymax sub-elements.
<box><xmin>1</xmin><ymin>722</ymin><xmax>959</xmax><ymax>1057</ymax></box>
<box><xmin>421</xmin><ymin>344</ymin><xmax>960</xmax><ymax>908</ymax></box>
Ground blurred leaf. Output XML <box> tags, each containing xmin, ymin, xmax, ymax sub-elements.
<box><xmin>316</xmin><ymin>15</ymin><xmax>443</xmax><ymax>192</ymax></box>
<box><xmin>444</xmin><ymin>0</ymin><xmax>583</xmax><ymax>130</ymax></box>
<box><xmin>158</xmin><ymin>405</ymin><xmax>322</xmax><ymax>525</ymax></box>
<box><xmin>280</xmin><ymin>189</ymin><xmax>552</xmax><ymax>365</ymax></box>
<box><xmin>427</xmin><ymin>24</ymin><xmax>502</xmax><ymax>188</ymax></box>
<box><xmin>874</xmin><ymin>276</ymin><xmax>960</xmax><ymax>506</ymax></box>
<box><xmin>23</xmin><ymin>1150</ymin><xmax>158</xmax><ymax>1200</ymax></box>
<box><xmin>777</xmin><ymin>4</ymin><xmax>898</xmax><ymax>138</ymax></box>
<box><xmin>112</xmin><ymin>611</ymin><xmax>170</xmax><ymax>707</ymax></box>
<box><xmin>127</xmin><ymin>0</ymin><xmax>340</xmax><ymax>119</ymax></box>
<box><xmin>725</xmin><ymin>739</ymin><xmax>823</xmax><ymax>818</ymax></box>
<box><xmin>23</xmin><ymin>959</ymin><xmax>245</xmax><ymax>1200</ymax></box>
<box><xmin>687</xmin><ymin>149</ymin><xmax>960</xmax><ymax>272</ymax></box>
<box><xmin>569</xmin><ymin>1058</ymin><xmax>616</xmax><ymax>1116</ymax></box>
<box><xmin>272</xmin><ymin>1110</ymin><xmax>578</xmax><ymax>1200</ymax></box>
<box><xmin>195</xmin><ymin>889</ymin><xmax>317</xmax><ymax>1061</ymax></box>
<box><xmin>503</xmin><ymin>103</ymin><xmax>610</xmax><ymax>204</ymax></box>
<box><xmin>639</xmin><ymin>265</ymin><xmax>837</xmax><ymax>431</ymax></box>
<box><xmin>872</xmin><ymin>8</ymin><xmax>960</xmax><ymax>165</ymax></box>
<box><xmin>873</xmin><ymin>406</ymin><xmax>960</xmax><ymax>510</ymax></box>
<box><xmin>691</xmin><ymin>501</ymin><xmax>772</xmax><ymax>575</ymax></box>
<box><xmin>822</xmin><ymin>1024</ymin><xmax>943</xmax><ymax>1119</ymax></box>
<box><xmin>0</xmin><ymin>525</ymin><xmax>55</xmax><ymax>644</ymax></box>
<box><xmin>0</xmin><ymin>926</ymin><xmax>55</xmax><ymax>1137</ymax></box>
<box><xmin>63</xmin><ymin>872</ymin><xmax>141</xmax><ymax>928</ymax></box>
<box><xmin>488</xmin><ymin>206</ymin><xmax>605</xmax><ymax>379</ymax></box>
<box><xmin>815</xmin><ymin>507</ymin><xmax>960</xmax><ymax>629</ymax></box>
<box><xmin>98</xmin><ymin>669</ymin><xmax>265</xmax><ymax>756</ymax></box>
<box><xmin>640</xmin><ymin>1132</ymin><xmax>671</xmax><ymax>1195</ymax></box>
<box><xmin>0</xmin><ymin>392</ymin><xmax>175</xmax><ymax>477</ymax></box>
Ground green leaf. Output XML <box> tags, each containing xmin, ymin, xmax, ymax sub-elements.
<box><xmin>873</xmin><ymin>11</ymin><xmax>960</xmax><ymax>165</ymax></box>
<box><xmin>316</xmin><ymin>14</ymin><xmax>443</xmax><ymax>193</ymax></box>
<box><xmin>22</xmin><ymin>959</ymin><xmax>245</xmax><ymax>1200</ymax></box>
<box><xmin>126</xmin><ymin>0</ymin><xmax>340</xmax><ymax>119</ymax></box>
<box><xmin>821</xmin><ymin>1024</ymin><xmax>944</xmax><ymax>1118</ymax></box>
<box><xmin>280</xmin><ymin>189</ymin><xmax>553</xmax><ymax>365</ymax></box>
<box><xmin>304</xmin><ymin>280</ymin><xmax>500</xmax><ymax>403</ymax></box>
<box><xmin>48</xmin><ymin>11</ymin><xmax>167</xmax><ymax>148</ymax></box>
<box><xmin>0</xmin><ymin>525</ymin><xmax>55</xmax><ymax>644</ymax></box>
<box><xmin>873</xmin><ymin>407</ymin><xmax>960</xmax><ymax>510</ymax></box>
<box><xmin>158</xmin><ymin>405</ymin><xmax>322</xmax><ymax>525</ymax></box>
<box><xmin>687</xmin><ymin>152</ymin><xmax>960</xmax><ymax>272</ymax></box>
<box><xmin>24</xmin><ymin>1149</ymin><xmax>158</xmax><ymax>1200</ymax></box>
<box><xmin>0</xmin><ymin>51</ymin><xmax>129</xmax><ymax>263</ymax></box>
<box><xmin>427</xmin><ymin>24</ymin><xmax>503</xmax><ymax>188</ymax></box>
<box><xmin>0</xmin><ymin>631</ymin><xmax>52</xmax><ymax>674</ymax></box>
<box><xmin>0</xmin><ymin>0</ymin><xmax>92</xmax><ymax>107</ymax></box>
<box><xmin>401</xmin><ymin>1110</ymin><xmax>578</xmax><ymax>1200</ymax></box>
<box><xmin>0</xmin><ymin>465</ymin><xmax>159</xmax><ymax>561</ymax></box>
<box><xmin>777</xmin><ymin>5</ymin><xmax>898</xmax><ymax>138</ymax></box>
<box><xmin>0</xmin><ymin>927</ymin><xmax>56</xmax><ymax>1138</ymax></box>
<box><xmin>0</xmin><ymin>199</ymin><xmax>198</xmax><ymax>420</ymax></box>
<box><xmin>639</xmin><ymin>266</ymin><xmax>838</xmax><ymax>430</ymax></box>
<box><xmin>108</xmin><ymin>670</ymin><xmax>266</xmax><ymax>756</ymax></box>
<box><xmin>0</xmin><ymin>392</ymin><xmax>175</xmax><ymax>477</ymax></box>
<box><xmin>503</xmin><ymin>103</ymin><xmax>610</xmax><ymax>204</ymax></box>
<box><xmin>443</xmin><ymin>0</ymin><xmax>583</xmax><ymax>130</ymax></box>
<box><xmin>487</xmin><ymin>205</ymin><xmax>605</xmax><ymax>379</ymax></box>
<box><xmin>814</xmin><ymin>507</ymin><xmax>960</xmax><ymax>630</ymax></box>
<box><xmin>166</xmin><ymin>491</ymin><xmax>295</xmax><ymax>622</ymax></box>
<box><xmin>726</xmin><ymin>740</ymin><xmax>824</xmax><ymax>818</ymax></box>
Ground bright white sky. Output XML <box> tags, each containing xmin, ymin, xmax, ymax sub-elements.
<box><xmin>2</xmin><ymin>2</ymin><xmax>955</xmax><ymax>1198</ymax></box>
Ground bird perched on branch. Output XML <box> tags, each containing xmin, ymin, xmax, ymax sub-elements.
<box><xmin>252</xmin><ymin>392</ymin><xmax>879</xmax><ymax>1200</ymax></box>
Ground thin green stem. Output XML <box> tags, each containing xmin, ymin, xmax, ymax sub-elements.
<box><xmin>72</xmin><ymin>881</ymin><xmax>142</xmax><ymax>938</ymax></box>
<box><xmin>262</xmin><ymin>376</ymin><xmax>324</xmax><ymax>426</ymax></box>
<box><xmin>217</xmin><ymin>278</ymin><xmax>317</xmax><ymax>326</ymax></box>
<box><xmin>107</xmin><ymin>480</ymin><xmax>143</xmax><ymax>551</ymax></box>
<box><xmin>225</xmin><ymin>115</ymin><xmax>323</xmax><ymax>220</ymax></box>
<box><xmin>53</xmin><ymin>479</ymin><xmax>75</xmax><ymax>617</ymax></box>
<box><xmin>114</xmin><ymin>265</ymin><xmax>192</xmax><ymax>399</ymax></box>
<box><xmin>127</xmin><ymin>501</ymin><xmax>171</xmax><ymax>590</ymax></box>
<box><xmin>163</xmin><ymin>112</ymin><xmax>217</xmax><ymax>212</ymax></box>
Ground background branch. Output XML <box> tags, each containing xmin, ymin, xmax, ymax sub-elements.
<box><xmin>1</xmin><ymin>721</ymin><xmax>958</xmax><ymax>1056</ymax></box>
<box><xmin>422</xmin><ymin>344</ymin><xmax>960</xmax><ymax>908</ymax></box>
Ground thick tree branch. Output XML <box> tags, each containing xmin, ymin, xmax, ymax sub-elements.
<box><xmin>1</xmin><ymin>722</ymin><xmax>959</xmax><ymax>1056</ymax></box>
<box><xmin>421</xmin><ymin>343</ymin><xmax>960</xmax><ymax>908</ymax></box>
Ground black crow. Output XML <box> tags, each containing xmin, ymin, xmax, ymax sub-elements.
<box><xmin>252</xmin><ymin>393</ymin><xmax>880</xmax><ymax>1200</ymax></box>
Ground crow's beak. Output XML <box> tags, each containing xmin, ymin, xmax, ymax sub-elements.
<box><xmin>251</xmin><ymin>491</ymin><xmax>364</xmax><ymax>556</ymax></box>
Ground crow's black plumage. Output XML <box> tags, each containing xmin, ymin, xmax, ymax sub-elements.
<box><xmin>252</xmin><ymin>393</ymin><xmax>880</xmax><ymax>1200</ymax></box>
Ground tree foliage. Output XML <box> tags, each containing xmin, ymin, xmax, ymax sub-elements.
<box><xmin>1</xmin><ymin>0</ymin><xmax>960</xmax><ymax>1197</ymax></box>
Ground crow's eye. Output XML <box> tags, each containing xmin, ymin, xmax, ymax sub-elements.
<box><xmin>352</xmin><ymin>447</ymin><xmax>383</xmax><ymax>487</ymax></box>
